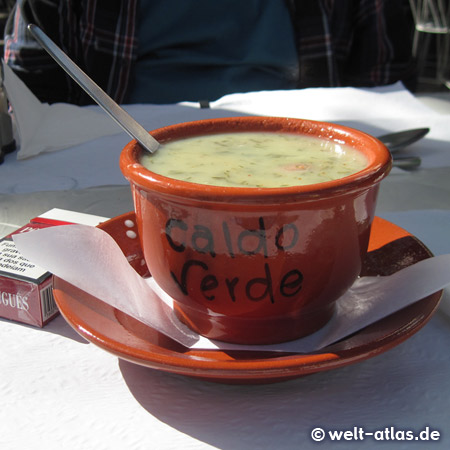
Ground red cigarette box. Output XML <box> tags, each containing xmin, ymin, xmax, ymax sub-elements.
<box><xmin>0</xmin><ymin>208</ymin><xmax>108</xmax><ymax>327</ymax></box>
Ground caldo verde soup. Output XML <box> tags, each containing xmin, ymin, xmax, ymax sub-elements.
<box><xmin>140</xmin><ymin>132</ymin><xmax>368</xmax><ymax>188</ymax></box>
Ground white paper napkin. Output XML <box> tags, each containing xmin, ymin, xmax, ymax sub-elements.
<box><xmin>2</xmin><ymin>61</ymin><xmax>121</xmax><ymax>159</ymax></box>
<box><xmin>13</xmin><ymin>225</ymin><xmax>450</xmax><ymax>352</ymax></box>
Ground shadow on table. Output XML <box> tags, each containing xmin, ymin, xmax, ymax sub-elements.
<box><xmin>118</xmin><ymin>317</ymin><xmax>449</xmax><ymax>450</ymax></box>
<box><xmin>0</xmin><ymin>314</ymin><xmax>88</xmax><ymax>343</ymax></box>
<box><xmin>43</xmin><ymin>314</ymin><xmax>89</xmax><ymax>343</ymax></box>
<box><xmin>0</xmin><ymin>315</ymin><xmax>89</xmax><ymax>344</ymax></box>
<box><xmin>38</xmin><ymin>314</ymin><xmax>89</xmax><ymax>343</ymax></box>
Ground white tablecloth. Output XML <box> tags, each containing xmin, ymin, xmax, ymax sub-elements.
<box><xmin>1</xmin><ymin>86</ymin><xmax>450</xmax><ymax>449</ymax></box>
<box><xmin>2</xmin><ymin>82</ymin><xmax>450</xmax><ymax>194</ymax></box>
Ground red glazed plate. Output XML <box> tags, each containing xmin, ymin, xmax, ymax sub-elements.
<box><xmin>52</xmin><ymin>213</ymin><xmax>442</xmax><ymax>384</ymax></box>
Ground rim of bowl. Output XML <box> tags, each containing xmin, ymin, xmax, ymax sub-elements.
<box><xmin>119</xmin><ymin>116</ymin><xmax>392</xmax><ymax>203</ymax></box>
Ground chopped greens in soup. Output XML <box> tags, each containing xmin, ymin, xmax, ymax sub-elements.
<box><xmin>140</xmin><ymin>132</ymin><xmax>368</xmax><ymax>188</ymax></box>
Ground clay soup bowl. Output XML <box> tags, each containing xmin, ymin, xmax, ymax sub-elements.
<box><xmin>120</xmin><ymin>116</ymin><xmax>391</xmax><ymax>345</ymax></box>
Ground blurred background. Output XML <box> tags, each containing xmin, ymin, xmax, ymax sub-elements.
<box><xmin>1</xmin><ymin>0</ymin><xmax>449</xmax><ymax>95</ymax></box>
<box><xmin>409</xmin><ymin>0</ymin><xmax>450</xmax><ymax>93</ymax></box>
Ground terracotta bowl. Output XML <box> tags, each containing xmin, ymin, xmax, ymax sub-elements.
<box><xmin>120</xmin><ymin>116</ymin><xmax>391</xmax><ymax>345</ymax></box>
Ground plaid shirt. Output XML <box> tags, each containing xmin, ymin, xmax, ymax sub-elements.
<box><xmin>4</xmin><ymin>0</ymin><xmax>416</xmax><ymax>105</ymax></box>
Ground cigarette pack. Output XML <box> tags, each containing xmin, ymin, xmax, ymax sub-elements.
<box><xmin>0</xmin><ymin>208</ymin><xmax>108</xmax><ymax>327</ymax></box>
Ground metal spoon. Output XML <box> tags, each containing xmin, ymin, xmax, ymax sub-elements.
<box><xmin>392</xmin><ymin>156</ymin><xmax>422</xmax><ymax>169</ymax></box>
<box><xmin>27</xmin><ymin>24</ymin><xmax>160</xmax><ymax>154</ymax></box>
<box><xmin>377</xmin><ymin>128</ymin><xmax>429</xmax><ymax>153</ymax></box>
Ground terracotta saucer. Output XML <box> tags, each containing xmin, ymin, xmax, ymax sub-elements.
<box><xmin>53</xmin><ymin>213</ymin><xmax>442</xmax><ymax>384</ymax></box>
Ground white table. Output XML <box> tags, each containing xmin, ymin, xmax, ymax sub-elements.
<box><xmin>1</xmin><ymin>87</ymin><xmax>450</xmax><ymax>449</ymax></box>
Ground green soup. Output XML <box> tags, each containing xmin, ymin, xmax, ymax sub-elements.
<box><xmin>140</xmin><ymin>132</ymin><xmax>368</xmax><ymax>188</ymax></box>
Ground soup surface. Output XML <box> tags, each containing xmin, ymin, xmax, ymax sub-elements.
<box><xmin>140</xmin><ymin>132</ymin><xmax>368</xmax><ymax>188</ymax></box>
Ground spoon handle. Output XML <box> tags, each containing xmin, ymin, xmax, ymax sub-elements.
<box><xmin>392</xmin><ymin>156</ymin><xmax>422</xmax><ymax>169</ymax></box>
<box><xmin>27</xmin><ymin>24</ymin><xmax>160</xmax><ymax>153</ymax></box>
